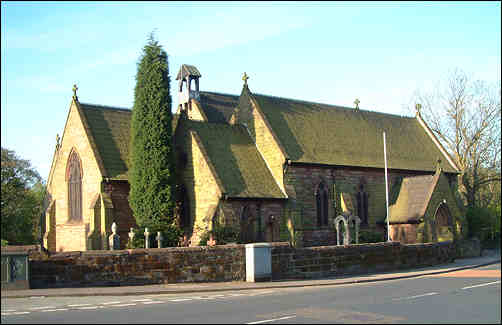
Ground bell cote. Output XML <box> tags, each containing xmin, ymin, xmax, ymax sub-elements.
<box><xmin>176</xmin><ymin>64</ymin><xmax>201</xmax><ymax>111</ymax></box>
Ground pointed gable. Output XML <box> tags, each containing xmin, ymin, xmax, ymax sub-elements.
<box><xmin>183</xmin><ymin>119</ymin><xmax>286</xmax><ymax>199</ymax></box>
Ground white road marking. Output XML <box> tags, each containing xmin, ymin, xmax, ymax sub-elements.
<box><xmin>132</xmin><ymin>298</ymin><xmax>152</xmax><ymax>302</ymax></box>
<box><xmin>392</xmin><ymin>292</ymin><xmax>439</xmax><ymax>301</ymax></box>
<box><xmin>142</xmin><ymin>301</ymin><xmax>165</xmax><ymax>304</ymax></box>
<box><xmin>169</xmin><ymin>298</ymin><xmax>193</xmax><ymax>302</ymax></box>
<box><xmin>41</xmin><ymin>309</ymin><xmax>69</xmax><ymax>312</ymax></box>
<box><xmin>29</xmin><ymin>306</ymin><xmax>56</xmax><ymax>310</ymax></box>
<box><xmin>8</xmin><ymin>312</ymin><xmax>31</xmax><ymax>315</ymax></box>
<box><xmin>462</xmin><ymin>281</ymin><xmax>501</xmax><ymax>290</ymax></box>
<box><xmin>247</xmin><ymin>315</ymin><xmax>297</xmax><ymax>324</ymax></box>
<box><xmin>68</xmin><ymin>304</ymin><xmax>92</xmax><ymax>307</ymax></box>
<box><xmin>111</xmin><ymin>303</ymin><xmax>137</xmax><ymax>307</ymax></box>
<box><xmin>3</xmin><ymin>309</ymin><xmax>16</xmax><ymax>312</ymax></box>
<box><xmin>101</xmin><ymin>301</ymin><xmax>122</xmax><ymax>305</ymax></box>
<box><xmin>77</xmin><ymin>306</ymin><xmax>103</xmax><ymax>310</ymax></box>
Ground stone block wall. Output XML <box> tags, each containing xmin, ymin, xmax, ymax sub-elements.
<box><xmin>270</xmin><ymin>241</ymin><xmax>455</xmax><ymax>280</ymax></box>
<box><xmin>106</xmin><ymin>181</ymin><xmax>137</xmax><ymax>249</ymax></box>
<box><xmin>26</xmin><ymin>241</ymin><xmax>456</xmax><ymax>289</ymax></box>
<box><xmin>29</xmin><ymin>245</ymin><xmax>245</xmax><ymax>289</ymax></box>
<box><xmin>284</xmin><ymin>165</ymin><xmax>436</xmax><ymax>246</ymax></box>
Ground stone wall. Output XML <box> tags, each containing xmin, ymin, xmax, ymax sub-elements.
<box><xmin>29</xmin><ymin>245</ymin><xmax>245</xmax><ymax>289</ymax></box>
<box><xmin>26</xmin><ymin>241</ymin><xmax>455</xmax><ymax>289</ymax></box>
<box><xmin>271</xmin><ymin>241</ymin><xmax>455</xmax><ymax>280</ymax></box>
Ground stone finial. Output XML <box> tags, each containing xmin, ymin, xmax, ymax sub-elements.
<box><xmin>56</xmin><ymin>134</ymin><xmax>61</xmax><ymax>150</ymax></box>
<box><xmin>144</xmin><ymin>228</ymin><xmax>150</xmax><ymax>249</ymax></box>
<box><xmin>156</xmin><ymin>231</ymin><xmax>163</xmax><ymax>248</ymax></box>
<box><xmin>415</xmin><ymin>103</ymin><xmax>422</xmax><ymax>113</ymax></box>
<box><xmin>72</xmin><ymin>84</ymin><xmax>78</xmax><ymax>100</ymax></box>
<box><xmin>354</xmin><ymin>98</ymin><xmax>360</xmax><ymax>110</ymax></box>
<box><xmin>242</xmin><ymin>72</ymin><xmax>249</xmax><ymax>86</ymax></box>
<box><xmin>128</xmin><ymin>227</ymin><xmax>135</xmax><ymax>244</ymax></box>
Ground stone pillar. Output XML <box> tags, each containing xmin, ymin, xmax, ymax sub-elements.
<box><xmin>128</xmin><ymin>228</ymin><xmax>135</xmax><ymax>247</ymax></box>
<box><xmin>156</xmin><ymin>231</ymin><xmax>163</xmax><ymax>248</ymax></box>
<box><xmin>245</xmin><ymin>243</ymin><xmax>272</xmax><ymax>282</ymax></box>
<box><xmin>144</xmin><ymin>228</ymin><xmax>150</xmax><ymax>249</ymax></box>
<box><xmin>108</xmin><ymin>222</ymin><xmax>120</xmax><ymax>250</ymax></box>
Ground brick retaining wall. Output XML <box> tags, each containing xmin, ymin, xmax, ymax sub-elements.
<box><xmin>23</xmin><ymin>241</ymin><xmax>455</xmax><ymax>289</ymax></box>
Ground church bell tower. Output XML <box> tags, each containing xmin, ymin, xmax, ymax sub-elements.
<box><xmin>176</xmin><ymin>64</ymin><xmax>201</xmax><ymax>113</ymax></box>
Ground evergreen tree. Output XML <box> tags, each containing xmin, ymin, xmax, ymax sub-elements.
<box><xmin>129</xmin><ymin>33</ymin><xmax>180</xmax><ymax>245</ymax></box>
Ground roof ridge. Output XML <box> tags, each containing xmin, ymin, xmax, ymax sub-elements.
<box><xmin>79</xmin><ymin>102</ymin><xmax>132</xmax><ymax>112</ymax></box>
<box><xmin>200</xmin><ymin>91</ymin><xmax>239</xmax><ymax>98</ymax></box>
<box><xmin>253</xmin><ymin>92</ymin><xmax>413</xmax><ymax>119</ymax></box>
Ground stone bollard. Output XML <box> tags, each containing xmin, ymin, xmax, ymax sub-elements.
<box><xmin>144</xmin><ymin>228</ymin><xmax>150</xmax><ymax>249</ymax></box>
<box><xmin>245</xmin><ymin>243</ymin><xmax>272</xmax><ymax>282</ymax></box>
<box><xmin>156</xmin><ymin>231</ymin><xmax>163</xmax><ymax>248</ymax></box>
<box><xmin>108</xmin><ymin>222</ymin><xmax>120</xmax><ymax>250</ymax></box>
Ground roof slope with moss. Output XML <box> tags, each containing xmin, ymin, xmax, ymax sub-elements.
<box><xmin>80</xmin><ymin>103</ymin><xmax>132</xmax><ymax>180</ymax></box>
<box><xmin>251</xmin><ymin>93</ymin><xmax>458</xmax><ymax>173</ymax></box>
<box><xmin>80</xmin><ymin>103</ymin><xmax>182</xmax><ymax>180</ymax></box>
<box><xmin>388</xmin><ymin>174</ymin><xmax>438</xmax><ymax>223</ymax></box>
<box><xmin>184</xmin><ymin>119</ymin><xmax>286</xmax><ymax>199</ymax></box>
<box><xmin>198</xmin><ymin>91</ymin><xmax>239</xmax><ymax>123</ymax></box>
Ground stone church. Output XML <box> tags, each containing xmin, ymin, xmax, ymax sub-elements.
<box><xmin>44</xmin><ymin>64</ymin><xmax>463</xmax><ymax>252</ymax></box>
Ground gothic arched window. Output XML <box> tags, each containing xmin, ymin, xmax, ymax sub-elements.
<box><xmin>240</xmin><ymin>206</ymin><xmax>255</xmax><ymax>243</ymax></box>
<box><xmin>356</xmin><ymin>181</ymin><xmax>369</xmax><ymax>225</ymax></box>
<box><xmin>67</xmin><ymin>150</ymin><xmax>82</xmax><ymax>223</ymax></box>
<box><xmin>316</xmin><ymin>181</ymin><xmax>329</xmax><ymax>227</ymax></box>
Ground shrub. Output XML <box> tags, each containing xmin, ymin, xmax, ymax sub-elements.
<box><xmin>359</xmin><ymin>229</ymin><xmax>385</xmax><ymax>243</ymax></box>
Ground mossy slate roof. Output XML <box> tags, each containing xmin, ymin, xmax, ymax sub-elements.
<box><xmin>80</xmin><ymin>103</ymin><xmax>182</xmax><ymax>180</ymax></box>
<box><xmin>80</xmin><ymin>103</ymin><xmax>132</xmax><ymax>180</ymax></box>
<box><xmin>184</xmin><ymin>119</ymin><xmax>286</xmax><ymax>199</ymax></box>
<box><xmin>389</xmin><ymin>174</ymin><xmax>437</xmax><ymax>223</ymax></box>
<box><xmin>252</xmin><ymin>93</ymin><xmax>458</xmax><ymax>173</ymax></box>
<box><xmin>199</xmin><ymin>91</ymin><xmax>239</xmax><ymax>123</ymax></box>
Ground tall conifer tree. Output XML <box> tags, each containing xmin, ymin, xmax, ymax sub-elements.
<box><xmin>129</xmin><ymin>34</ymin><xmax>179</xmax><ymax>244</ymax></box>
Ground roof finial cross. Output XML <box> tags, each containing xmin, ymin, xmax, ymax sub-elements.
<box><xmin>242</xmin><ymin>72</ymin><xmax>249</xmax><ymax>86</ymax></box>
<box><xmin>72</xmin><ymin>84</ymin><xmax>78</xmax><ymax>100</ymax></box>
<box><xmin>354</xmin><ymin>98</ymin><xmax>360</xmax><ymax>110</ymax></box>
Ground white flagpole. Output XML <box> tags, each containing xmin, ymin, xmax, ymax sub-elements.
<box><xmin>383</xmin><ymin>131</ymin><xmax>390</xmax><ymax>242</ymax></box>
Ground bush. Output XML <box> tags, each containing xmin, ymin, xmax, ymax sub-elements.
<box><xmin>199</xmin><ymin>225</ymin><xmax>239</xmax><ymax>246</ymax></box>
<box><xmin>359</xmin><ymin>229</ymin><xmax>385</xmax><ymax>243</ymax></box>
<box><xmin>466</xmin><ymin>206</ymin><xmax>501</xmax><ymax>249</ymax></box>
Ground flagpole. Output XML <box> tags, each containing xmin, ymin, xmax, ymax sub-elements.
<box><xmin>383</xmin><ymin>131</ymin><xmax>390</xmax><ymax>242</ymax></box>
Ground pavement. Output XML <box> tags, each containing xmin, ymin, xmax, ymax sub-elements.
<box><xmin>2</xmin><ymin>249</ymin><xmax>500</xmax><ymax>299</ymax></box>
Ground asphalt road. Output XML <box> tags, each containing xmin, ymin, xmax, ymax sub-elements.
<box><xmin>2</xmin><ymin>263</ymin><xmax>500</xmax><ymax>324</ymax></box>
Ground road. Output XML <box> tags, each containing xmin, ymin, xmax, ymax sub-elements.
<box><xmin>2</xmin><ymin>263</ymin><xmax>500</xmax><ymax>324</ymax></box>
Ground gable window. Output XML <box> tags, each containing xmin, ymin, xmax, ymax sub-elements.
<box><xmin>316</xmin><ymin>181</ymin><xmax>329</xmax><ymax>227</ymax></box>
<box><xmin>67</xmin><ymin>150</ymin><xmax>82</xmax><ymax>223</ymax></box>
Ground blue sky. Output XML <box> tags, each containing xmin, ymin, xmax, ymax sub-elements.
<box><xmin>1</xmin><ymin>1</ymin><xmax>500</xmax><ymax>181</ymax></box>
